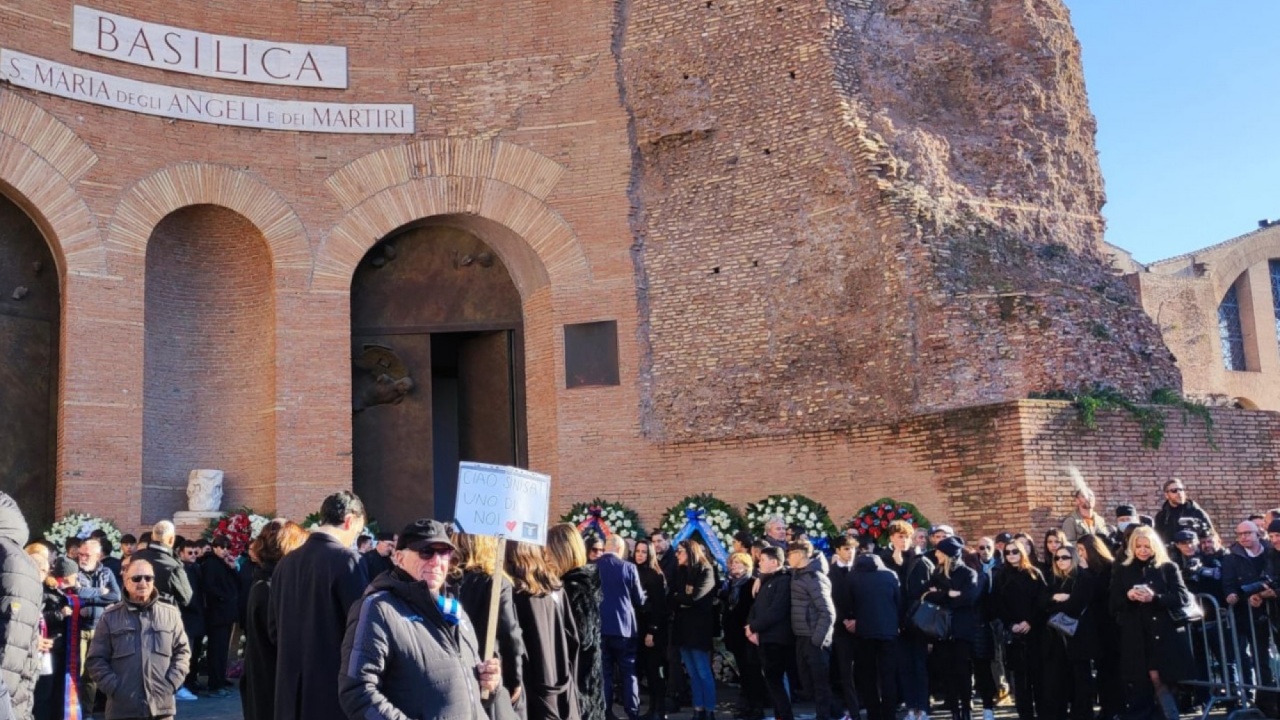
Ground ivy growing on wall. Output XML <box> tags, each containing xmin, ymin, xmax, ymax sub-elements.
<box><xmin>1030</xmin><ymin>386</ymin><xmax>1216</xmax><ymax>451</ymax></box>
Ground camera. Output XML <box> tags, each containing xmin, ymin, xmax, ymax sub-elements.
<box><xmin>1240</xmin><ymin>573</ymin><xmax>1276</xmax><ymax>596</ymax></box>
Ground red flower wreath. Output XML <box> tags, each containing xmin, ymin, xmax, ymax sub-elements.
<box><xmin>848</xmin><ymin>498</ymin><xmax>931</xmax><ymax>547</ymax></box>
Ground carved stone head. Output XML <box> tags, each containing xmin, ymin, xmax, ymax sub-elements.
<box><xmin>187</xmin><ymin>469</ymin><xmax>224</xmax><ymax>512</ymax></box>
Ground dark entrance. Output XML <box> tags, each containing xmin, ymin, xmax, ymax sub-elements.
<box><xmin>351</xmin><ymin>223</ymin><xmax>526</xmax><ymax>531</ymax></box>
<box><xmin>0</xmin><ymin>195</ymin><xmax>59</xmax><ymax>530</ymax></box>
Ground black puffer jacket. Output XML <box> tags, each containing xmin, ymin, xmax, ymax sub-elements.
<box><xmin>789</xmin><ymin>553</ymin><xmax>835</xmax><ymax>646</ymax></box>
<box><xmin>0</xmin><ymin>493</ymin><xmax>41</xmax><ymax>720</ymax></box>
<box><xmin>671</xmin><ymin>562</ymin><xmax>716</xmax><ymax>652</ymax></box>
<box><xmin>339</xmin><ymin>568</ymin><xmax>488</xmax><ymax>720</ymax></box>
<box><xmin>562</xmin><ymin>566</ymin><xmax>603</xmax><ymax>720</ymax></box>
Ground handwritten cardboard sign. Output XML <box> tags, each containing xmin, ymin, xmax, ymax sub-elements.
<box><xmin>454</xmin><ymin>462</ymin><xmax>551</xmax><ymax>546</ymax></box>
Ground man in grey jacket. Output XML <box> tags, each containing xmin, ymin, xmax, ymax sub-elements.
<box><xmin>339</xmin><ymin>519</ymin><xmax>501</xmax><ymax>720</ymax></box>
<box><xmin>85</xmin><ymin>558</ymin><xmax>191</xmax><ymax>720</ymax></box>
<box><xmin>787</xmin><ymin>539</ymin><xmax>835</xmax><ymax>720</ymax></box>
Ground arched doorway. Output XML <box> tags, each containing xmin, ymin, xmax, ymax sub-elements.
<box><xmin>0</xmin><ymin>193</ymin><xmax>59</xmax><ymax>529</ymax></box>
<box><xmin>351</xmin><ymin>222</ymin><xmax>527</xmax><ymax>530</ymax></box>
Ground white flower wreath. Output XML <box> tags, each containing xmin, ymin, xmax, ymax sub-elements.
<box><xmin>745</xmin><ymin>493</ymin><xmax>835</xmax><ymax>540</ymax></box>
<box><xmin>562</xmin><ymin>499</ymin><xmax>645</xmax><ymax>540</ymax></box>
<box><xmin>44</xmin><ymin>512</ymin><xmax>124</xmax><ymax>557</ymax></box>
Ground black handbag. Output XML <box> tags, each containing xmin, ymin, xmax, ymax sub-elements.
<box><xmin>1047</xmin><ymin>611</ymin><xmax>1079</xmax><ymax>637</ymax></box>
<box><xmin>909</xmin><ymin>600</ymin><xmax>952</xmax><ymax>640</ymax></box>
<box><xmin>1168</xmin><ymin>589</ymin><xmax>1204</xmax><ymax>625</ymax></box>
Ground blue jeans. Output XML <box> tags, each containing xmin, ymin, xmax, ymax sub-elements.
<box><xmin>679</xmin><ymin>647</ymin><xmax>716</xmax><ymax>710</ymax></box>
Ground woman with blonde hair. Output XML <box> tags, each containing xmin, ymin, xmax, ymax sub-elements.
<box><xmin>547</xmin><ymin>524</ymin><xmax>603</xmax><ymax>720</ymax></box>
<box><xmin>506</xmin><ymin>541</ymin><xmax>579</xmax><ymax>720</ymax></box>
<box><xmin>243</xmin><ymin>519</ymin><xmax>308</xmax><ymax>720</ymax></box>
<box><xmin>1041</xmin><ymin>546</ymin><xmax>1095</xmax><ymax>720</ymax></box>
<box><xmin>1109</xmin><ymin>525</ymin><xmax>1195</xmax><ymax>720</ymax></box>
<box><xmin>451</xmin><ymin>532</ymin><xmax>527</xmax><ymax>720</ymax></box>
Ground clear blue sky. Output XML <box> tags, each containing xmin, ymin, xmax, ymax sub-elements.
<box><xmin>1066</xmin><ymin>2</ymin><xmax>1280</xmax><ymax>263</ymax></box>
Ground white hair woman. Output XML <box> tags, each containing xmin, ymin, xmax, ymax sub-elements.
<box><xmin>1109</xmin><ymin>525</ymin><xmax>1196</xmax><ymax>720</ymax></box>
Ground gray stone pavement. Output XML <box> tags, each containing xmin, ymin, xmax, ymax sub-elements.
<box><xmin>166</xmin><ymin>682</ymin><xmax>1240</xmax><ymax>720</ymax></box>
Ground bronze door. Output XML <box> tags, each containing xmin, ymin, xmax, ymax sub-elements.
<box><xmin>351</xmin><ymin>224</ymin><xmax>526</xmax><ymax>531</ymax></box>
<box><xmin>0</xmin><ymin>196</ymin><xmax>58</xmax><ymax>529</ymax></box>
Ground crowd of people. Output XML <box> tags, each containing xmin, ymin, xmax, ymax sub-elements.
<box><xmin>0</xmin><ymin>480</ymin><xmax>1277</xmax><ymax>720</ymax></box>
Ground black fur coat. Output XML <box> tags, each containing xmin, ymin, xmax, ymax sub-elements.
<box><xmin>562</xmin><ymin>565</ymin><xmax>603</xmax><ymax>720</ymax></box>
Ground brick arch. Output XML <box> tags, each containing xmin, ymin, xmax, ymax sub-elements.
<box><xmin>0</xmin><ymin>91</ymin><xmax>102</xmax><ymax>276</ymax></box>
<box><xmin>1208</xmin><ymin>227</ymin><xmax>1280</xmax><ymax>303</ymax></box>
<box><xmin>104</xmin><ymin>163</ymin><xmax>310</xmax><ymax>274</ymax></box>
<box><xmin>313</xmin><ymin>138</ymin><xmax>590</xmax><ymax>294</ymax></box>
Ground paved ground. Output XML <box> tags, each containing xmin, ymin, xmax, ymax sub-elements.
<box><xmin>168</xmin><ymin>683</ymin><xmax>1243</xmax><ymax>720</ymax></box>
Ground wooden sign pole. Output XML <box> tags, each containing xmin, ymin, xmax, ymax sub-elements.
<box><xmin>480</xmin><ymin>535</ymin><xmax>507</xmax><ymax>700</ymax></box>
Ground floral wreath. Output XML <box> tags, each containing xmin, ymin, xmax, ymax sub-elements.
<box><xmin>560</xmin><ymin>499</ymin><xmax>644</xmax><ymax>541</ymax></box>
<box><xmin>44</xmin><ymin>512</ymin><xmax>124</xmax><ymax>556</ymax></box>
<box><xmin>847</xmin><ymin>497</ymin><xmax>931</xmax><ymax>547</ymax></box>
<box><xmin>659</xmin><ymin>494</ymin><xmax>745</xmax><ymax>564</ymax></box>
<box><xmin>203</xmin><ymin>507</ymin><xmax>272</xmax><ymax>558</ymax></box>
<box><xmin>745</xmin><ymin>493</ymin><xmax>839</xmax><ymax>553</ymax></box>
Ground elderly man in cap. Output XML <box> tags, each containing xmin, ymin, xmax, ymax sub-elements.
<box><xmin>340</xmin><ymin>519</ymin><xmax>501</xmax><ymax>720</ymax></box>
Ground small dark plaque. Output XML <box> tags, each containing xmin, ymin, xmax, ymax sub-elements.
<box><xmin>564</xmin><ymin>321</ymin><xmax>619</xmax><ymax>388</ymax></box>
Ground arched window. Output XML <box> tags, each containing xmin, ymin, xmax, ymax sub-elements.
<box><xmin>1219</xmin><ymin>284</ymin><xmax>1246</xmax><ymax>370</ymax></box>
<box><xmin>1271</xmin><ymin>259</ymin><xmax>1280</xmax><ymax>356</ymax></box>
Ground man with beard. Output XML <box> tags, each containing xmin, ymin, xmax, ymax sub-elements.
<box><xmin>339</xmin><ymin>519</ymin><xmax>500</xmax><ymax>719</ymax></box>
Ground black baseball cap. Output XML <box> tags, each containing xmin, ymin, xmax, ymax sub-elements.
<box><xmin>396</xmin><ymin>519</ymin><xmax>454</xmax><ymax>551</ymax></box>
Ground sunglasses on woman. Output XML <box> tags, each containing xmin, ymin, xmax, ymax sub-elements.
<box><xmin>1054</xmin><ymin>555</ymin><xmax>1072</xmax><ymax>561</ymax></box>
<box><xmin>1004</xmin><ymin>549</ymin><xmax>1021</xmax><ymax>558</ymax></box>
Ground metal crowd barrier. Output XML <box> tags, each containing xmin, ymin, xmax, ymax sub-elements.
<box><xmin>1181</xmin><ymin>593</ymin><xmax>1280</xmax><ymax>720</ymax></box>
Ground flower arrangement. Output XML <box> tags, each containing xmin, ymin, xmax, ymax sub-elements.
<box><xmin>44</xmin><ymin>512</ymin><xmax>123</xmax><ymax>555</ymax></box>
<box><xmin>659</xmin><ymin>494</ymin><xmax>745</xmax><ymax>557</ymax></box>
<box><xmin>203</xmin><ymin>508</ymin><xmax>272</xmax><ymax>558</ymax></box>
<box><xmin>847</xmin><ymin>498</ymin><xmax>931</xmax><ymax>546</ymax></box>
<box><xmin>745</xmin><ymin>494</ymin><xmax>838</xmax><ymax>546</ymax></box>
<box><xmin>560</xmin><ymin>499</ymin><xmax>644</xmax><ymax>541</ymax></box>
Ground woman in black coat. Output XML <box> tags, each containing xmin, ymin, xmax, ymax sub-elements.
<box><xmin>994</xmin><ymin>539</ymin><xmax>1046</xmax><ymax>720</ymax></box>
<box><xmin>922</xmin><ymin>536</ymin><xmax>980</xmax><ymax>720</ymax></box>
<box><xmin>1040</xmin><ymin>547</ymin><xmax>1096</xmax><ymax>720</ymax></box>
<box><xmin>632</xmin><ymin>540</ymin><xmax>669</xmax><ymax>720</ymax></box>
<box><xmin>671</xmin><ymin>540</ymin><xmax>717</xmax><ymax>720</ymax></box>
<box><xmin>548</xmin><ymin>524</ymin><xmax>604</xmax><ymax>720</ymax></box>
<box><xmin>1109</xmin><ymin>526</ymin><xmax>1196</xmax><ymax>720</ymax></box>
<box><xmin>720</xmin><ymin>552</ymin><xmax>765</xmax><ymax>720</ymax></box>
<box><xmin>452</xmin><ymin>532</ymin><xmax>529</xmax><ymax>720</ymax></box>
<box><xmin>242</xmin><ymin>520</ymin><xmax>308</xmax><ymax>720</ymax></box>
<box><xmin>1075</xmin><ymin>535</ymin><xmax>1123</xmax><ymax>720</ymax></box>
<box><xmin>507</xmin><ymin>541</ymin><xmax>581</xmax><ymax>720</ymax></box>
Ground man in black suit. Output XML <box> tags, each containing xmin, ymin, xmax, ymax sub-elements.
<box><xmin>268</xmin><ymin>491</ymin><xmax>368</xmax><ymax>720</ymax></box>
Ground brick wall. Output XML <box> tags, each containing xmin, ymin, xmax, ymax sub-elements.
<box><xmin>142</xmin><ymin>205</ymin><xmax>276</xmax><ymax>520</ymax></box>
<box><xmin>0</xmin><ymin>0</ymin><xmax>1259</xmax><ymax>541</ymax></box>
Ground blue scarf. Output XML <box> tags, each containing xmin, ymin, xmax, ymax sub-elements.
<box><xmin>436</xmin><ymin>593</ymin><xmax>461</xmax><ymax>626</ymax></box>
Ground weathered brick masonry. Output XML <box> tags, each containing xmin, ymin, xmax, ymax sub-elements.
<box><xmin>0</xmin><ymin>0</ymin><xmax>1272</xmax><ymax>535</ymax></box>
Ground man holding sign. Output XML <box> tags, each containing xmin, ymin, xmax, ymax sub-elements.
<box><xmin>339</xmin><ymin>519</ymin><xmax>501</xmax><ymax>720</ymax></box>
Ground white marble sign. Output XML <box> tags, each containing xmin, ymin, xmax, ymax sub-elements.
<box><xmin>2</xmin><ymin>50</ymin><xmax>415</xmax><ymax>134</ymax></box>
<box><xmin>72</xmin><ymin>6</ymin><xmax>348</xmax><ymax>89</ymax></box>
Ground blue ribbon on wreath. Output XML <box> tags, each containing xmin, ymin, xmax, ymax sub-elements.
<box><xmin>671</xmin><ymin>508</ymin><xmax>730</xmax><ymax>570</ymax></box>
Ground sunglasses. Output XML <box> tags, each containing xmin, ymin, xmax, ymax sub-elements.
<box><xmin>976</xmin><ymin>546</ymin><xmax>993</xmax><ymax>551</ymax></box>
<box><xmin>1004</xmin><ymin>550</ymin><xmax>1021</xmax><ymax>557</ymax></box>
<box><xmin>1054</xmin><ymin>555</ymin><xmax>1072</xmax><ymax>561</ymax></box>
<box><xmin>1167</xmin><ymin>487</ymin><xmax>1186</xmax><ymax>493</ymax></box>
<box><xmin>129</xmin><ymin>575</ymin><xmax>155</xmax><ymax>583</ymax></box>
<box><xmin>410</xmin><ymin>546</ymin><xmax>453</xmax><ymax>560</ymax></box>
